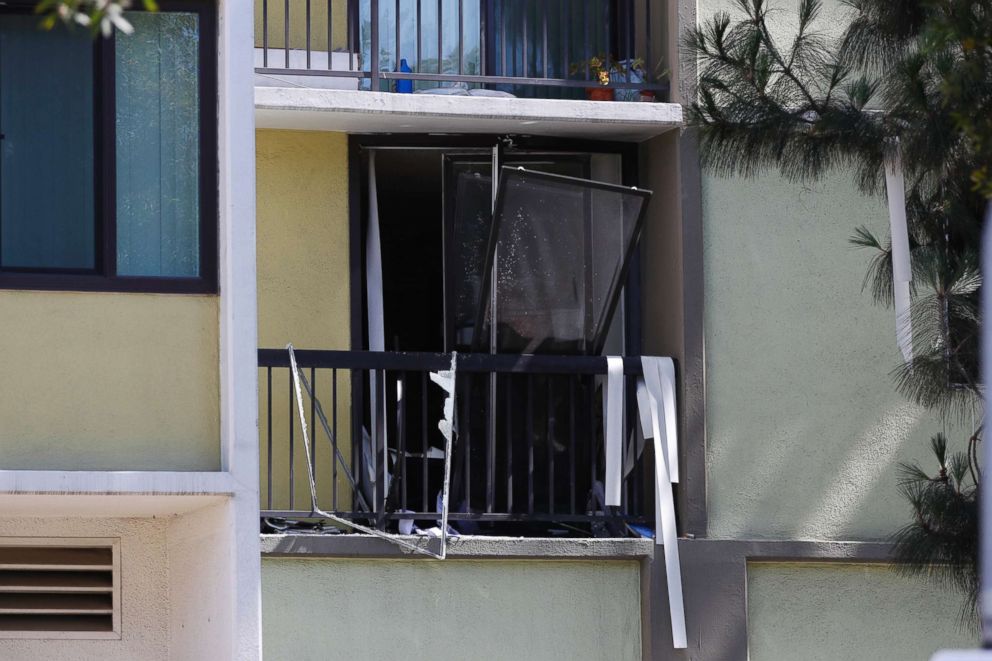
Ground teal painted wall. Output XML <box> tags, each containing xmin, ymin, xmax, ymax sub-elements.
<box><xmin>261</xmin><ymin>558</ymin><xmax>642</xmax><ymax>661</ymax></box>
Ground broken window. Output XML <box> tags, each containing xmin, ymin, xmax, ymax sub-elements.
<box><xmin>350</xmin><ymin>141</ymin><xmax>651</xmax><ymax>537</ymax></box>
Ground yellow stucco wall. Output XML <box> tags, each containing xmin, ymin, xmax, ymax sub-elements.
<box><xmin>256</xmin><ymin>129</ymin><xmax>351</xmax><ymax>511</ymax></box>
<box><xmin>0</xmin><ymin>291</ymin><xmax>220</xmax><ymax>470</ymax></box>
<box><xmin>254</xmin><ymin>0</ymin><xmax>349</xmax><ymax>53</ymax></box>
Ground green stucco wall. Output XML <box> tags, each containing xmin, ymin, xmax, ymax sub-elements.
<box><xmin>261</xmin><ymin>558</ymin><xmax>641</xmax><ymax>661</ymax></box>
<box><xmin>747</xmin><ymin>563</ymin><xmax>977</xmax><ymax>660</ymax></box>
<box><xmin>702</xmin><ymin>171</ymin><xmax>948</xmax><ymax>541</ymax></box>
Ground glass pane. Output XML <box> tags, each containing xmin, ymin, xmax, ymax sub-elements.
<box><xmin>481</xmin><ymin>167</ymin><xmax>648</xmax><ymax>355</ymax></box>
<box><xmin>0</xmin><ymin>16</ymin><xmax>95</xmax><ymax>270</ymax></box>
<box><xmin>116</xmin><ymin>11</ymin><xmax>200</xmax><ymax>277</ymax></box>
<box><xmin>445</xmin><ymin>156</ymin><xmax>589</xmax><ymax>351</ymax></box>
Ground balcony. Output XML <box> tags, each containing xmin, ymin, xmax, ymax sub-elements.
<box><xmin>254</xmin><ymin>0</ymin><xmax>669</xmax><ymax>101</ymax></box>
<box><xmin>258</xmin><ymin>349</ymin><xmax>657</xmax><ymax>537</ymax></box>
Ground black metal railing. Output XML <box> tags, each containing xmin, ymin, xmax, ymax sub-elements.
<box><xmin>255</xmin><ymin>0</ymin><xmax>669</xmax><ymax>99</ymax></box>
<box><xmin>259</xmin><ymin>348</ymin><xmax>654</xmax><ymax>536</ymax></box>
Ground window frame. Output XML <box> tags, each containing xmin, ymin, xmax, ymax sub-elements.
<box><xmin>0</xmin><ymin>0</ymin><xmax>217</xmax><ymax>294</ymax></box>
<box><xmin>348</xmin><ymin>134</ymin><xmax>643</xmax><ymax>356</ymax></box>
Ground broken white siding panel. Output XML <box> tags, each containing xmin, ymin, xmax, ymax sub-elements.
<box><xmin>255</xmin><ymin>88</ymin><xmax>683</xmax><ymax>140</ymax></box>
<box><xmin>884</xmin><ymin>145</ymin><xmax>914</xmax><ymax>363</ymax></box>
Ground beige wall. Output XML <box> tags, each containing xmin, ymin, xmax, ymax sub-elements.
<box><xmin>0</xmin><ymin>292</ymin><xmax>219</xmax><ymax>470</ymax></box>
<box><xmin>254</xmin><ymin>0</ymin><xmax>350</xmax><ymax>52</ymax></box>
<box><xmin>0</xmin><ymin>517</ymin><xmax>168</xmax><ymax>661</ymax></box>
<box><xmin>256</xmin><ymin>129</ymin><xmax>352</xmax><ymax>511</ymax></box>
<box><xmin>747</xmin><ymin>562</ymin><xmax>977</xmax><ymax>660</ymax></box>
<box><xmin>262</xmin><ymin>557</ymin><xmax>642</xmax><ymax>661</ymax></box>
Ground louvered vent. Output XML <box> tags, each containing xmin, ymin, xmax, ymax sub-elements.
<box><xmin>0</xmin><ymin>539</ymin><xmax>120</xmax><ymax>639</ymax></box>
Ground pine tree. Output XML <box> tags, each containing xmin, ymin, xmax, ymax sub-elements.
<box><xmin>686</xmin><ymin>0</ymin><xmax>990</xmax><ymax>619</ymax></box>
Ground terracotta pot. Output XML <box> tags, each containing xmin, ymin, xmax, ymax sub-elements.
<box><xmin>586</xmin><ymin>87</ymin><xmax>615</xmax><ymax>101</ymax></box>
<box><xmin>639</xmin><ymin>90</ymin><xmax>656</xmax><ymax>102</ymax></box>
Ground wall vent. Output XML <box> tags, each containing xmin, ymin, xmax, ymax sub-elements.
<box><xmin>0</xmin><ymin>538</ymin><xmax>120</xmax><ymax>639</ymax></box>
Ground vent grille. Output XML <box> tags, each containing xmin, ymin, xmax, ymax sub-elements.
<box><xmin>0</xmin><ymin>539</ymin><xmax>119</xmax><ymax>639</ymax></box>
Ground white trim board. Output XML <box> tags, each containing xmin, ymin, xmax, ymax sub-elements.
<box><xmin>0</xmin><ymin>471</ymin><xmax>237</xmax><ymax>496</ymax></box>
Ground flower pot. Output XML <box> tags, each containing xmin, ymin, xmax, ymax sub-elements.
<box><xmin>586</xmin><ymin>87</ymin><xmax>615</xmax><ymax>101</ymax></box>
<box><xmin>639</xmin><ymin>90</ymin><xmax>656</xmax><ymax>102</ymax></box>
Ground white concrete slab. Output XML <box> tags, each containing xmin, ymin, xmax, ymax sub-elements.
<box><xmin>255</xmin><ymin>87</ymin><xmax>683</xmax><ymax>141</ymax></box>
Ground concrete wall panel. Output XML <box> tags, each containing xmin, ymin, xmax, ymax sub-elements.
<box><xmin>262</xmin><ymin>557</ymin><xmax>641</xmax><ymax>661</ymax></box>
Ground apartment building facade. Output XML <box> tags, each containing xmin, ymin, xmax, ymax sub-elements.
<box><xmin>0</xmin><ymin>0</ymin><xmax>980</xmax><ymax>659</ymax></box>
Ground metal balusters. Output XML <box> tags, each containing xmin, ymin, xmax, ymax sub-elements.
<box><xmin>262</xmin><ymin>0</ymin><xmax>269</xmax><ymax>67</ymax></box>
<box><xmin>370</xmin><ymin>0</ymin><xmax>380</xmax><ymax>89</ymax></box>
<box><xmin>266</xmin><ymin>367</ymin><xmax>273</xmax><ymax>510</ymax></box>
<box><xmin>256</xmin><ymin>350</ymin><xmax>656</xmax><ymax>528</ymax></box>
<box><xmin>436</xmin><ymin>0</ymin><xmax>442</xmax><ymax>75</ymax></box>
<box><xmin>284</xmin><ymin>0</ymin><xmax>290</xmax><ymax>68</ymax></box>
<box><xmin>311</xmin><ymin>367</ymin><xmax>317</xmax><ymax>496</ymax></box>
<box><xmin>399</xmin><ymin>372</ymin><xmax>408</xmax><ymax>511</ymax></box>
<box><xmin>327</xmin><ymin>0</ymin><xmax>340</xmax><ymax>71</ymax></box>
<box><xmin>306</xmin><ymin>0</ymin><xmax>311</xmax><ymax>69</ymax></box>
<box><xmin>546</xmin><ymin>377</ymin><xmax>554</xmax><ymax>514</ymax></box>
<box><xmin>332</xmin><ymin>368</ymin><xmax>338</xmax><ymax>511</ymax></box>
<box><xmin>416</xmin><ymin>0</ymin><xmax>422</xmax><ymax>73</ymax></box>
<box><xmin>457</xmin><ymin>0</ymin><xmax>463</xmax><ymax>76</ymax></box>
<box><xmin>505</xmin><ymin>374</ymin><xmax>513</xmax><ymax>512</ymax></box>
<box><xmin>569</xmin><ymin>376</ymin><xmax>576</xmax><ymax>515</ymax></box>
<box><xmin>526</xmin><ymin>374</ymin><xmax>534</xmax><ymax>515</ymax></box>
<box><xmin>253</xmin><ymin>0</ymin><xmax>668</xmax><ymax>98</ymax></box>
<box><xmin>288</xmin><ymin>371</ymin><xmax>295</xmax><ymax>511</ymax></box>
<box><xmin>541</xmin><ymin>1</ymin><xmax>548</xmax><ymax>79</ymax></box>
<box><xmin>421</xmin><ymin>371</ymin><xmax>429</xmax><ymax>513</ymax></box>
<box><xmin>486</xmin><ymin>373</ymin><xmax>495</xmax><ymax>514</ymax></box>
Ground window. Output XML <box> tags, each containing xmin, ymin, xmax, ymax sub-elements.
<box><xmin>0</xmin><ymin>538</ymin><xmax>121</xmax><ymax>639</ymax></box>
<box><xmin>357</xmin><ymin>138</ymin><xmax>640</xmax><ymax>356</ymax></box>
<box><xmin>0</xmin><ymin>2</ymin><xmax>216</xmax><ymax>293</ymax></box>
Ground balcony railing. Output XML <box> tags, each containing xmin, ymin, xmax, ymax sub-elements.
<box><xmin>254</xmin><ymin>0</ymin><xmax>669</xmax><ymax>100</ymax></box>
<box><xmin>258</xmin><ymin>348</ymin><xmax>654</xmax><ymax>536</ymax></box>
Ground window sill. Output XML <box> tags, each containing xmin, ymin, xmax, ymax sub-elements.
<box><xmin>0</xmin><ymin>272</ymin><xmax>217</xmax><ymax>295</ymax></box>
<box><xmin>260</xmin><ymin>533</ymin><xmax>653</xmax><ymax>560</ymax></box>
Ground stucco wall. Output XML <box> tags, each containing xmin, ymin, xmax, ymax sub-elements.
<box><xmin>747</xmin><ymin>562</ymin><xmax>977</xmax><ymax>660</ymax></box>
<box><xmin>256</xmin><ymin>129</ymin><xmax>351</xmax><ymax>510</ymax></box>
<box><xmin>254</xmin><ymin>0</ymin><xmax>349</xmax><ymax>52</ymax></box>
<box><xmin>261</xmin><ymin>557</ymin><xmax>641</xmax><ymax>661</ymax></box>
<box><xmin>702</xmin><ymin>171</ymin><xmax>947</xmax><ymax>541</ymax></box>
<box><xmin>0</xmin><ymin>292</ymin><xmax>220</xmax><ymax>470</ymax></box>
<box><xmin>0</xmin><ymin>517</ymin><xmax>169</xmax><ymax>661</ymax></box>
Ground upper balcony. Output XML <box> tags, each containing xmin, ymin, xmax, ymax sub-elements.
<box><xmin>253</xmin><ymin>0</ymin><xmax>681</xmax><ymax>140</ymax></box>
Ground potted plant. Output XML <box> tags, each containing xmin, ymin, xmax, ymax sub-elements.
<box><xmin>571</xmin><ymin>56</ymin><xmax>658</xmax><ymax>101</ymax></box>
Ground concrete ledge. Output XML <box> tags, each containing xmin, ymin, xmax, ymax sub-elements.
<box><xmin>261</xmin><ymin>533</ymin><xmax>654</xmax><ymax>560</ymax></box>
<box><xmin>255</xmin><ymin>88</ymin><xmax>682</xmax><ymax>141</ymax></box>
<box><xmin>0</xmin><ymin>470</ymin><xmax>239</xmax><ymax>497</ymax></box>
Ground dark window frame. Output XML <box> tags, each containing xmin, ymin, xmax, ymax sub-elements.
<box><xmin>0</xmin><ymin>0</ymin><xmax>217</xmax><ymax>294</ymax></box>
<box><xmin>347</xmin><ymin>134</ymin><xmax>642</xmax><ymax>356</ymax></box>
